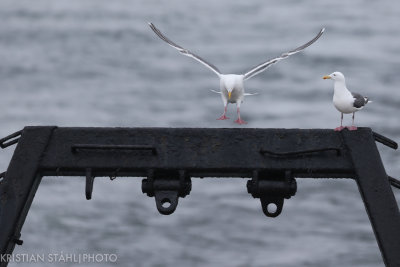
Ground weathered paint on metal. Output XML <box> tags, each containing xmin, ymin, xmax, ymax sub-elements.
<box><xmin>0</xmin><ymin>127</ymin><xmax>398</xmax><ymax>266</ymax></box>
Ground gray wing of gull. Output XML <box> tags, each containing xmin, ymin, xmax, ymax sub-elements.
<box><xmin>243</xmin><ymin>28</ymin><xmax>325</xmax><ymax>81</ymax></box>
<box><xmin>351</xmin><ymin>92</ymin><xmax>367</xmax><ymax>108</ymax></box>
<box><xmin>149</xmin><ymin>23</ymin><xmax>221</xmax><ymax>77</ymax></box>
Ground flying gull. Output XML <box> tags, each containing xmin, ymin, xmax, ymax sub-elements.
<box><xmin>149</xmin><ymin>22</ymin><xmax>325</xmax><ymax>124</ymax></box>
<box><xmin>323</xmin><ymin>71</ymin><xmax>371</xmax><ymax>131</ymax></box>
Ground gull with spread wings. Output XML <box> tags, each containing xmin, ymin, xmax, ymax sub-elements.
<box><xmin>149</xmin><ymin>23</ymin><xmax>324</xmax><ymax>124</ymax></box>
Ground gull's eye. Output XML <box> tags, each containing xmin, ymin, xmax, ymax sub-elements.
<box><xmin>333</xmin><ymin>74</ymin><xmax>336</xmax><ymax>76</ymax></box>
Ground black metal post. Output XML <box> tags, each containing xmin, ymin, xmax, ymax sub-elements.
<box><xmin>0</xmin><ymin>127</ymin><xmax>55</xmax><ymax>267</ymax></box>
<box><xmin>342</xmin><ymin>129</ymin><xmax>400</xmax><ymax>267</ymax></box>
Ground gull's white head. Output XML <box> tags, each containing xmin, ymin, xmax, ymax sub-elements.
<box><xmin>222</xmin><ymin>75</ymin><xmax>238</xmax><ymax>99</ymax></box>
<box><xmin>323</xmin><ymin>71</ymin><xmax>345</xmax><ymax>82</ymax></box>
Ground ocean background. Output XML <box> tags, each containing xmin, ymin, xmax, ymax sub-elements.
<box><xmin>0</xmin><ymin>0</ymin><xmax>399</xmax><ymax>266</ymax></box>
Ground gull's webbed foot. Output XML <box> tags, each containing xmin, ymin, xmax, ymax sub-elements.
<box><xmin>346</xmin><ymin>126</ymin><xmax>358</xmax><ymax>131</ymax></box>
<box><xmin>234</xmin><ymin>118</ymin><xmax>247</xmax><ymax>125</ymax></box>
<box><xmin>334</xmin><ymin>126</ymin><xmax>345</xmax><ymax>131</ymax></box>
<box><xmin>217</xmin><ymin>115</ymin><xmax>229</xmax><ymax>120</ymax></box>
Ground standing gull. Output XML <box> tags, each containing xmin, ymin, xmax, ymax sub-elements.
<box><xmin>323</xmin><ymin>71</ymin><xmax>370</xmax><ymax>131</ymax></box>
<box><xmin>149</xmin><ymin>23</ymin><xmax>325</xmax><ymax>124</ymax></box>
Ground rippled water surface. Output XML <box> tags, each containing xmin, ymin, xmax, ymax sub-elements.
<box><xmin>1</xmin><ymin>1</ymin><xmax>400</xmax><ymax>266</ymax></box>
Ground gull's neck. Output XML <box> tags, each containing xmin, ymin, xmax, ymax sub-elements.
<box><xmin>333</xmin><ymin>79</ymin><xmax>350</xmax><ymax>96</ymax></box>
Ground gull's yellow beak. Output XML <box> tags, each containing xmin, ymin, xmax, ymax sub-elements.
<box><xmin>323</xmin><ymin>75</ymin><xmax>331</xmax><ymax>80</ymax></box>
<box><xmin>228</xmin><ymin>91</ymin><xmax>232</xmax><ymax>99</ymax></box>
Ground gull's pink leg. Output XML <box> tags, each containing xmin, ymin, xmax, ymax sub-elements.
<box><xmin>335</xmin><ymin>113</ymin><xmax>345</xmax><ymax>131</ymax></box>
<box><xmin>217</xmin><ymin>105</ymin><xmax>229</xmax><ymax>120</ymax></box>
<box><xmin>234</xmin><ymin>107</ymin><xmax>247</xmax><ymax>125</ymax></box>
<box><xmin>347</xmin><ymin>112</ymin><xmax>357</xmax><ymax>131</ymax></box>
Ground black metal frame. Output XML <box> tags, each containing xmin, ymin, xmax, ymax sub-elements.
<box><xmin>0</xmin><ymin>127</ymin><xmax>399</xmax><ymax>266</ymax></box>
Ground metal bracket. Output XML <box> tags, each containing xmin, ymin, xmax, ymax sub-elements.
<box><xmin>389</xmin><ymin>176</ymin><xmax>400</xmax><ymax>189</ymax></box>
<box><xmin>373</xmin><ymin>131</ymin><xmax>398</xmax><ymax>150</ymax></box>
<box><xmin>71</xmin><ymin>144</ymin><xmax>157</xmax><ymax>155</ymax></box>
<box><xmin>0</xmin><ymin>130</ymin><xmax>22</xmax><ymax>149</ymax></box>
<box><xmin>142</xmin><ymin>170</ymin><xmax>191</xmax><ymax>215</ymax></box>
<box><xmin>260</xmin><ymin>147</ymin><xmax>341</xmax><ymax>157</ymax></box>
<box><xmin>247</xmin><ymin>170</ymin><xmax>297</xmax><ymax>217</ymax></box>
<box><xmin>10</xmin><ymin>235</ymin><xmax>23</xmax><ymax>246</ymax></box>
<box><xmin>85</xmin><ymin>168</ymin><xmax>95</xmax><ymax>200</ymax></box>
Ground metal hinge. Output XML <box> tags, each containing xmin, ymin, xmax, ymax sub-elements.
<box><xmin>142</xmin><ymin>170</ymin><xmax>191</xmax><ymax>215</ymax></box>
<box><xmin>247</xmin><ymin>170</ymin><xmax>297</xmax><ymax>217</ymax></box>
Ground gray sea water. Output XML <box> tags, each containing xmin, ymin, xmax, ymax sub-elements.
<box><xmin>1</xmin><ymin>0</ymin><xmax>400</xmax><ymax>266</ymax></box>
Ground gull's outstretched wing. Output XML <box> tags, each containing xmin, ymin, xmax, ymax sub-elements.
<box><xmin>149</xmin><ymin>23</ymin><xmax>221</xmax><ymax>77</ymax></box>
<box><xmin>243</xmin><ymin>28</ymin><xmax>325</xmax><ymax>81</ymax></box>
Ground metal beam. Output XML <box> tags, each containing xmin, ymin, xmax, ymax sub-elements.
<box><xmin>0</xmin><ymin>127</ymin><xmax>55</xmax><ymax>267</ymax></box>
<box><xmin>0</xmin><ymin>126</ymin><xmax>398</xmax><ymax>266</ymax></box>
<box><xmin>342</xmin><ymin>129</ymin><xmax>400</xmax><ymax>267</ymax></box>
